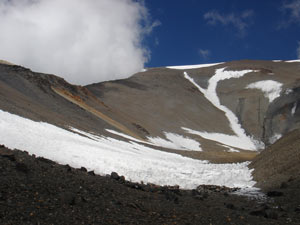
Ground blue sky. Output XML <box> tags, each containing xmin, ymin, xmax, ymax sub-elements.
<box><xmin>144</xmin><ymin>0</ymin><xmax>300</xmax><ymax>67</ymax></box>
<box><xmin>0</xmin><ymin>0</ymin><xmax>298</xmax><ymax>83</ymax></box>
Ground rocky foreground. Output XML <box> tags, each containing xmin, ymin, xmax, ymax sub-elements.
<box><xmin>0</xmin><ymin>145</ymin><xmax>299</xmax><ymax>225</ymax></box>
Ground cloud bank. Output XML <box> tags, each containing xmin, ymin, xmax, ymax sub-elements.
<box><xmin>0</xmin><ymin>0</ymin><xmax>156</xmax><ymax>85</ymax></box>
<box><xmin>282</xmin><ymin>0</ymin><xmax>300</xmax><ymax>23</ymax></box>
<box><xmin>198</xmin><ymin>49</ymin><xmax>211</xmax><ymax>60</ymax></box>
<box><xmin>204</xmin><ymin>10</ymin><xmax>254</xmax><ymax>36</ymax></box>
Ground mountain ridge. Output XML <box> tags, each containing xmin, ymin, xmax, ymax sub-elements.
<box><xmin>1</xmin><ymin>59</ymin><xmax>300</xmax><ymax>224</ymax></box>
<box><xmin>1</xmin><ymin>60</ymin><xmax>300</xmax><ymax>163</ymax></box>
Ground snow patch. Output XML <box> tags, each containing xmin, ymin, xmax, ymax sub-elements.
<box><xmin>106</xmin><ymin>129</ymin><xmax>202</xmax><ymax>151</ymax></box>
<box><xmin>167</xmin><ymin>62</ymin><xmax>223</xmax><ymax>70</ymax></box>
<box><xmin>219</xmin><ymin>144</ymin><xmax>240</xmax><ymax>153</ymax></box>
<box><xmin>286</xmin><ymin>59</ymin><xmax>300</xmax><ymax>63</ymax></box>
<box><xmin>183</xmin><ymin>128</ymin><xmax>258</xmax><ymax>151</ymax></box>
<box><xmin>292</xmin><ymin>102</ymin><xmax>297</xmax><ymax>116</ymax></box>
<box><xmin>269</xmin><ymin>133</ymin><xmax>282</xmax><ymax>144</ymax></box>
<box><xmin>285</xmin><ymin>89</ymin><xmax>293</xmax><ymax>95</ymax></box>
<box><xmin>0</xmin><ymin>109</ymin><xmax>257</xmax><ymax>189</ymax></box>
<box><xmin>246</xmin><ymin>80</ymin><xmax>283</xmax><ymax>103</ymax></box>
<box><xmin>184</xmin><ymin>68</ymin><xmax>261</xmax><ymax>151</ymax></box>
<box><xmin>106</xmin><ymin>129</ymin><xmax>148</xmax><ymax>144</ymax></box>
<box><xmin>233</xmin><ymin>187</ymin><xmax>266</xmax><ymax>200</ymax></box>
<box><xmin>148</xmin><ymin>132</ymin><xmax>202</xmax><ymax>151</ymax></box>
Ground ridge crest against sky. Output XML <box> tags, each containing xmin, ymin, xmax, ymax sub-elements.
<box><xmin>0</xmin><ymin>0</ymin><xmax>299</xmax><ymax>84</ymax></box>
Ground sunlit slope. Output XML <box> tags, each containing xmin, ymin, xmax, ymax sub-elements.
<box><xmin>87</xmin><ymin>60</ymin><xmax>300</xmax><ymax>154</ymax></box>
<box><xmin>1</xmin><ymin>60</ymin><xmax>300</xmax><ymax>163</ymax></box>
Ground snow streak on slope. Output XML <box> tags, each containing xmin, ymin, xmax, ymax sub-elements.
<box><xmin>106</xmin><ymin>129</ymin><xmax>147</xmax><ymax>143</ymax></box>
<box><xmin>166</xmin><ymin>62</ymin><xmax>223</xmax><ymax>70</ymax></box>
<box><xmin>246</xmin><ymin>80</ymin><xmax>283</xmax><ymax>103</ymax></box>
<box><xmin>292</xmin><ymin>102</ymin><xmax>297</xmax><ymax>116</ymax></box>
<box><xmin>286</xmin><ymin>59</ymin><xmax>300</xmax><ymax>63</ymax></box>
<box><xmin>0</xmin><ymin>109</ymin><xmax>255</xmax><ymax>189</ymax></box>
<box><xmin>147</xmin><ymin>133</ymin><xmax>202</xmax><ymax>151</ymax></box>
<box><xmin>106</xmin><ymin>129</ymin><xmax>202</xmax><ymax>151</ymax></box>
<box><xmin>184</xmin><ymin>68</ymin><xmax>261</xmax><ymax>151</ymax></box>
<box><xmin>269</xmin><ymin>133</ymin><xmax>282</xmax><ymax>144</ymax></box>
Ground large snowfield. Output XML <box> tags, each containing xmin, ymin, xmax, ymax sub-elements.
<box><xmin>0</xmin><ymin>109</ymin><xmax>256</xmax><ymax>189</ymax></box>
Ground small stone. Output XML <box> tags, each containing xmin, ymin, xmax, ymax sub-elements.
<box><xmin>267</xmin><ymin>191</ymin><xmax>283</xmax><ymax>197</ymax></box>
<box><xmin>278</xmin><ymin>205</ymin><xmax>288</xmax><ymax>212</ymax></box>
<box><xmin>80</xmin><ymin>167</ymin><xmax>87</xmax><ymax>172</ymax></box>
<box><xmin>165</xmin><ymin>191</ymin><xmax>179</xmax><ymax>204</ymax></box>
<box><xmin>0</xmin><ymin>150</ymin><xmax>16</xmax><ymax>161</ymax></box>
<box><xmin>192</xmin><ymin>190</ymin><xmax>200</xmax><ymax>196</ymax></box>
<box><xmin>194</xmin><ymin>195</ymin><xmax>204</xmax><ymax>201</ymax></box>
<box><xmin>265</xmin><ymin>210</ymin><xmax>278</xmax><ymax>219</ymax></box>
<box><xmin>280</xmin><ymin>182</ymin><xmax>288</xmax><ymax>189</ymax></box>
<box><xmin>37</xmin><ymin>157</ymin><xmax>54</xmax><ymax>164</ymax></box>
<box><xmin>225</xmin><ymin>203</ymin><xmax>235</xmax><ymax>210</ymax></box>
<box><xmin>60</xmin><ymin>192</ymin><xmax>76</xmax><ymax>205</ymax></box>
<box><xmin>111</xmin><ymin>172</ymin><xmax>120</xmax><ymax>180</ymax></box>
<box><xmin>88</xmin><ymin>171</ymin><xmax>95</xmax><ymax>176</ymax></box>
<box><xmin>16</xmin><ymin>162</ymin><xmax>29</xmax><ymax>173</ymax></box>
<box><xmin>119</xmin><ymin>176</ymin><xmax>125</xmax><ymax>183</ymax></box>
<box><xmin>64</xmin><ymin>164</ymin><xmax>72</xmax><ymax>172</ymax></box>
<box><xmin>250</xmin><ymin>209</ymin><xmax>266</xmax><ymax>217</ymax></box>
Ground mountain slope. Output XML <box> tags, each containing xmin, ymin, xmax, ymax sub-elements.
<box><xmin>1</xmin><ymin>59</ymin><xmax>300</xmax><ymax>224</ymax></box>
<box><xmin>250</xmin><ymin>128</ymin><xmax>300</xmax><ymax>190</ymax></box>
<box><xmin>1</xmin><ymin>60</ymin><xmax>300</xmax><ymax>164</ymax></box>
<box><xmin>86</xmin><ymin>60</ymin><xmax>300</xmax><ymax>153</ymax></box>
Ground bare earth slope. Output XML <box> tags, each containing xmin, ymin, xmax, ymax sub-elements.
<box><xmin>87</xmin><ymin>60</ymin><xmax>300</xmax><ymax>159</ymax></box>
<box><xmin>0</xmin><ymin>64</ymin><xmax>148</xmax><ymax>142</ymax></box>
<box><xmin>250</xmin><ymin>129</ymin><xmax>300</xmax><ymax>190</ymax></box>
<box><xmin>249</xmin><ymin>129</ymin><xmax>300</xmax><ymax>223</ymax></box>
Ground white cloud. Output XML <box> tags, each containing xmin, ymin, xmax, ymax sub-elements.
<box><xmin>154</xmin><ymin>37</ymin><xmax>160</xmax><ymax>46</ymax></box>
<box><xmin>279</xmin><ymin>0</ymin><xmax>300</xmax><ymax>28</ymax></box>
<box><xmin>198</xmin><ymin>49</ymin><xmax>211</xmax><ymax>60</ymax></box>
<box><xmin>282</xmin><ymin>0</ymin><xmax>300</xmax><ymax>22</ymax></box>
<box><xmin>204</xmin><ymin>10</ymin><xmax>254</xmax><ymax>36</ymax></box>
<box><xmin>0</xmin><ymin>0</ymin><xmax>158</xmax><ymax>85</ymax></box>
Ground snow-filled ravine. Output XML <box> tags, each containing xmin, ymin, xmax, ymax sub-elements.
<box><xmin>0</xmin><ymin>109</ymin><xmax>255</xmax><ymax>189</ymax></box>
<box><xmin>184</xmin><ymin>68</ymin><xmax>264</xmax><ymax>151</ymax></box>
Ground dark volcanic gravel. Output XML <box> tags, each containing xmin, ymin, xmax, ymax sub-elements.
<box><xmin>0</xmin><ymin>145</ymin><xmax>299</xmax><ymax>225</ymax></box>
